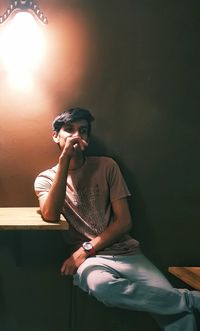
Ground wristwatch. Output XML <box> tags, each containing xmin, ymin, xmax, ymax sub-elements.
<box><xmin>82</xmin><ymin>242</ymin><xmax>95</xmax><ymax>256</ymax></box>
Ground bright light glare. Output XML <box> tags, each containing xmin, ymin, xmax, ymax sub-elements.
<box><xmin>0</xmin><ymin>12</ymin><xmax>46</xmax><ymax>90</ymax></box>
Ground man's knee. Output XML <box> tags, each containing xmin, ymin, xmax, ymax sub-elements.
<box><xmin>74</xmin><ymin>266</ymin><xmax>119</xmax><ymax>306</ymax></box>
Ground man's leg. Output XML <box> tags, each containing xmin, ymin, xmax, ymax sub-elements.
<box><xmin>152</xmin><ymin>312</ymin><xmax>197</xmax><ymax>331</ymax></box>
<box><xmin>73</xmin><ymin>254</ymin><xmax>199</xmax><ymax>330</ymax></box>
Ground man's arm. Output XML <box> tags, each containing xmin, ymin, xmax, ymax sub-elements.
<box><xmin>39</xmin><ymin>136</ymin><xmax>87</xmax><ymax>222</ymax></box>
<box><xmin>61</xmin><ymin>197</ymin><xmax>132</xmax><ymax>275</ymax></box>
<box><xmin>39</xmin><ymin>156</ymin><xmax>70</xmax><ymax>222</ymax></box>
<box><xmin>90</xmin><ymin>197</ymin><xmax>132</xmax><ymax>250</ymax></box>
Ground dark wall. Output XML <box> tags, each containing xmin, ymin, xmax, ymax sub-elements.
<box><xmin>0</xmin><ymin>1</ymin><xmax>199</xmax><ymax>330</ymax></box>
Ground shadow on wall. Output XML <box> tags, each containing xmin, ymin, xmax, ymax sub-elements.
<box><xmin>86</xmin><ymin>135</ymin><xmax>108</xmax><ymax>156</ymax></box>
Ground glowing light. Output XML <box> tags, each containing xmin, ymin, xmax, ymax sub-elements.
<box><xmin>0</xmin><ymin>11</ymin><xmax>46</xmax><ymax>90</ymax></box>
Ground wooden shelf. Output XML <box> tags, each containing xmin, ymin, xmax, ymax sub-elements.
<box><xmin>168</xmin><ymin>266</ymin><xmax>200</xmax><ymax>290</ymax></box>
<box><xmin>0</xmin><ymin>207</ymin><xmax>68</xmax><ymax>230</ymax></box>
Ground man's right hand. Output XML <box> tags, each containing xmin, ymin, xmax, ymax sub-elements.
<box><xmin>60</xmin><ymin>136</ymin><xmax>88</xmax><ymax>160</ymax></box>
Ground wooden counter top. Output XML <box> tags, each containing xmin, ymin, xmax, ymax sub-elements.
<box><xmin>168</xmin><ymin>267</ymin><xmax>200</xmax><ymax>290</ymax></box>
<box><xmin>0</xmin><ymin>207</ymin><xmax>68</xmax><ymax>230</ymax></box>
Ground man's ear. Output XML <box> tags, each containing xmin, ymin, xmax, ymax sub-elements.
<box><xmin>52</xmin><ymin>131</ymin><xmax>59</xmax><ymax>143</ymax></box>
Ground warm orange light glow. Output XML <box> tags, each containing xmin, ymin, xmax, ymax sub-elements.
<box><xmin>0</xmin><ymin>11</ymin><xmax>46</xmax><ymax>90</ymax></box>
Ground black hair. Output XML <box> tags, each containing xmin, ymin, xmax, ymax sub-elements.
<box><xmin>52</xmin><ymin>107</ymin><xmax>94</xmax><ymax>135</ymax></box>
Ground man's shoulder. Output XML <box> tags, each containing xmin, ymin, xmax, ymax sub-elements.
<box><xmin>36</xmin><ymin>165</ymin><xmax>57</xmax><ymax>180</ymax></box>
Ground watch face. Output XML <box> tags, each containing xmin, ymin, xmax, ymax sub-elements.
<box><xmin>83</xmin><ymin>242</ymin><xmax>92</xmax><ymax>251</ymax></box>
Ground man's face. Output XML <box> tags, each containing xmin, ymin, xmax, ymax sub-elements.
<box><xmin>54</xmin><ymin>119</ymin><xmax>89</xmax><ymax>151</ymax></box>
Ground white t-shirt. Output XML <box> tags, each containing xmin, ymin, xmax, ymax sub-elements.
<box><xmin>34</xmin><ymin>156</ymin><xmax>140</xmax><ymax>255</ymax></box>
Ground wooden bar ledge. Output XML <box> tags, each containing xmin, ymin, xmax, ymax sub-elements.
<box><xmin>168</xmin><ymin>267</ymin><xmax>200</xmax><ymax>291</ymax></box>
<box><xmin>0</xmin><ymin>207</ymin><xmax>68</xmax><ymax>230</ymax></box>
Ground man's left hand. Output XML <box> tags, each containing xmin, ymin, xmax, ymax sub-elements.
<box><xmin>61</xmin><ymin>247</ymin><xmax>87</xmax><ymax>276</ymax></box>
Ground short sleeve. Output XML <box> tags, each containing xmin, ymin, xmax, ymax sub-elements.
<box><xmin>107</xmin><ymin>159</ymin><xmax>131</xmax><ymax>202</ymax></box>
<box><xmin>34</xmin><ymin>170</ymin><xmax>54</xmax><ymax>201</ymax></box>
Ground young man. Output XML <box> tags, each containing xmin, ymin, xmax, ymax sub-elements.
<box><xmin>34</xmin><ymin>107</ymin><xmax>200</xmax><ymax>330</ymax></box>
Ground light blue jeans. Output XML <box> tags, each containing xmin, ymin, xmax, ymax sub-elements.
<box><xmin>73</xmin><ymin>254</ymin><xmax>199</xmax><ymax>331</ymax></box>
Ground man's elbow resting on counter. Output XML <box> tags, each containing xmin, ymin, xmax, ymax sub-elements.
<box><xmin>41</xmin><ymin>210</ymin><xmax>61</xmax><ymax>223</ymax></box>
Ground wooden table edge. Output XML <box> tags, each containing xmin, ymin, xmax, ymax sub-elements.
<box><xmin>0</xmin><ymin>207</ymin><xmax>69</xmax><ymax>230</ymax></box>
<box><xmin>168</xmin><ymin>266</ymin><xmax>200</xmax><ymax>291</ymax></box>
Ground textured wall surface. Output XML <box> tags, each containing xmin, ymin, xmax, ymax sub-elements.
<box><xmin>0</xmin><ymin>1</ymin><xmax>199</xmax><ymax>330</ymax></box>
